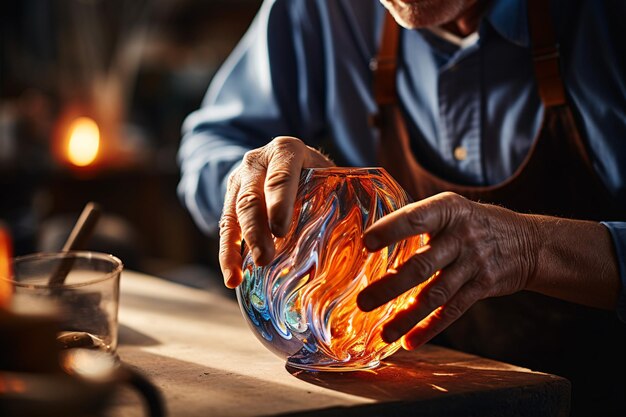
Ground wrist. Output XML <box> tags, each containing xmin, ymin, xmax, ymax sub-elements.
<box><xmin>523</xmin><ymin>215</ymin><xmax>620</xmax><ymax>309</ymax></box>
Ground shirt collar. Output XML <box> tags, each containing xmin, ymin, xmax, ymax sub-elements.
<box><xmin>483</xmin><ymin>0</ymin><xmax>529</xmax><ymax>47</ymax></box>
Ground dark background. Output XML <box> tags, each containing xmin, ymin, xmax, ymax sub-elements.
<box><xmin>0</xmin><ymin>0</ymin><xmax>261</xmax><ymax>287</ymax></box>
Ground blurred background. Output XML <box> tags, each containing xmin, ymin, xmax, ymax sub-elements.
<box><xmin>0</xmin><ymin>0</ymin><xmax>261</xmax><ymax>288</ymax></box>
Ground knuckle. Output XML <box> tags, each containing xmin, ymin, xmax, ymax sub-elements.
<box><xmin>461</xmin><ymin>222</ymin><xmax>480</xmax><ymax>244</ymax></box>
<box><xmin>226</xmin><ymin>169</ymin><xmax>241</xmax><ymax>190</ymax></box>
<box><xmin>469</xmin><ymin>244</ymin><xmax>495</xmax><ymax>271</ymax></box>
<box><xmin>466</xmin><ymin>278</ymin><xmax>491</xmax><ymax>299</ymax></box>
<box><xmin>446</xmin><ymin>233</ymin><xmax>463</xmax><ymax>255</ymax></box>
<box><xmin>265</xmin><ymin>169</ymin><xmax>293</xmax><ymax>191</ymax></box>
<box><xmin>440</xmin><ymin>191</ymin><xmax>471</xmax><ymax>216</ymax></box>
<box><xmin>218</xmin><ymin>212</ymin><xmax>239</xmax><ymax>233</ymax></box>
<box><xmin>242</xmin><ymin>149</ymin><xmax>263</xmax><ymax>167</ymax></box>
<box><xmin>405</xmin><ymin>254</ymin><xmax>435</xmax><ymax>279</ymax></box>
<box><xmin>271</xmin><ymin>136</ymin><xmax>303</xmax><ymax>149</ymax></box>
<box><xmin>473</xmin><ymin>244</ymin><xmax>492</xmax><ymax>266</ymax></box>
<box><xmin>268</xmin><ymin>137</ymin><xmax>303</xmax><ymax>164</ymax></box>
<box><xmin>236</xmin><ymin>190</ymin><xmax>263</xmax><ymax>213</ymax></box>
<box><xmin>439</xmin><ymin>192</ymin><xmax>466</xmax><ymax>208</ymax></box>
<box><xmin>424</xmin><ymin>285</ymin><xmax>449</xmax><ymax>309</ymax></box>
<box><xmin>481</xmin><ymin>269</ymin><xmax>499</xmax><ymax>287</ymax></box>
<box><xmin>439</xmin><ymin>191</ymin><xmax>461</xmax><ymax>201</ymax></box>
<box><xmin>452</xmin><ymin>192</ymin><xmax>469</xmax><ymax>205</ymax></box>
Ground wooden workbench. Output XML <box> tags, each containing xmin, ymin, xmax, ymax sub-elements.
<box><xmin>111</xmin><ymin>271</ymin><xmax>570</xmax><ymax>417</ymax></box>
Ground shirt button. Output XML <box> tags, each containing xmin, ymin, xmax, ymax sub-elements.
<box><xmin>453</xmin><ymin>146</ymin><xmax>467</xmax><ymax>161</ymax></box>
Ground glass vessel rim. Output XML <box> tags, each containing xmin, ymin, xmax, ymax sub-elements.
<box><xmin>3</xmin><ymin>251</ymin><xmax>124</xmax><ymax>289</ymax></box>
<box><xmin>303</xmin><ymin>167</ymin><xmax>388</xmax><ymax>176</ymax></box>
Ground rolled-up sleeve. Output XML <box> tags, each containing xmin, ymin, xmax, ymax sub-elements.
<box><xmin>601</xmin><ymin>221</ymin><xmax>626</xmax><ymax>322</ymax></box>
<box><xmin>178</xmin><ymin>0</ymin><xmax>326</xmax><ymax>234</ymax></box>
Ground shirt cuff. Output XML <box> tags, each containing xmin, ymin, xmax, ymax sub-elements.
<box><xmin>601</xmin><ymin>221</ymin><xmax>626</xmax><ymax>322</ymax></box>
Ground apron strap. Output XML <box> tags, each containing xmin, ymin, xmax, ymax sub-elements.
<box><xmin>371</xmin><ymin>12</ymin><xmax>400</xmax><ymax>108</ymax></box>
<box><xmin>527</xmin><ymin>0</ymin><xmax>566</xmax><ymax>107</ymax></box>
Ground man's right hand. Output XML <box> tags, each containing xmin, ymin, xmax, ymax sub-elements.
<box><xmin>219</xmin><ymin>136</ymin><xmax>335</xmax><ymax>288</ymax></box>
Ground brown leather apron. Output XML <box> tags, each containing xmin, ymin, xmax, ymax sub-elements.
<box><xmin>371</xmin><ymin>0</ymin><xmax>625</xmax><ymax>414</ymax></box>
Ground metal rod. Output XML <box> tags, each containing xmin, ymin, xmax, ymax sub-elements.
<box><xmin>48</xmin><ymin>202</ymin><xmax>101</xmax><ymax>286</ymax></box>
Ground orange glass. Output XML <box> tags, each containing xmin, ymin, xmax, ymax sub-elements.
<box><xmin>237</xmin><ymin>167</ymin><xmax>426</xmax><ymax>371</ymax></box>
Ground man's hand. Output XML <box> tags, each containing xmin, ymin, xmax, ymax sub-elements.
<box><xmin>357</xmin><ymin>192</ymin><xmax>541</xmax><ymax>349</ymax></box>
<box><xmin>356</xmin><ymin>191</ymin><xmax>621</xmax><ymax>350</ymax></box>
<box><xmin>219</xmin><ymin>136</ymin><xmax>334</xmax><ymax>288</ymax></box>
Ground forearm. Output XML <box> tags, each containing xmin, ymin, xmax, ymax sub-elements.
<box><xmin>525</xmin><ymin>215</ymin><xmax>620</xmax><ymax>310</ymax></box>
<box><xmin>178</xmin><ymin>132</ymin><xmax>249</xmax><ymax>234</ymax></box>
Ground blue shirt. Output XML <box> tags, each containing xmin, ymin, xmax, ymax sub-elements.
<box><xmin>178</xmin><ymin>0</ymin><xmax>626</xmax><ymax>318</ymax></box>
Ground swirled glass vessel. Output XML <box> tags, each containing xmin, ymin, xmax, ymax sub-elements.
<box><xmin>236</xmin><ymin>167</ymin><xmax>426</xmax><ymax>371</ymax></box>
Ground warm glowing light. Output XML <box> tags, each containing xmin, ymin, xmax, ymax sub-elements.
<box><xmin>67</xmin><ymin>117</ymin><xmax>100</xmax><ymax>167</ymax></box>
<box><xmin>429</xmin><ymin>383</ymin><xmax>449</xmax><ymax>392</ymax></box>
<box><xmin>0</xmin><ymin>376</ymin><xmax>26</xmax><ymax>394</ymax></box>
<box><xmin>0</xmin><ymin>225</ymin><xmax>12</xmax><ymax>309</ymax></box>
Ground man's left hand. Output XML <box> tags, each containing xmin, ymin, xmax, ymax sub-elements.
<box><xmin>356</xmin><ymin>192</ymin><xmax>540</xmax><ymax>350</ymax></box>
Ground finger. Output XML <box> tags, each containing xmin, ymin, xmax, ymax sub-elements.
<box><xmin>264</xmin><ymin>137</ymin><xmax>307</xmax><ymax>237</ymax></box>
<box><xmin>357</xmin><ymin>231</ymin><xmax>462</xmax><ymax>312</ymax></box>
<box><xmin>364</xmin><ymin>192</ymin><xmax>468</xmax><ymax>251</ymax></box>
<box><xmin>401</xmin><ymin>279</ymin><xmax>484</xmax><ymax>350</ymax></box>
<box><xmin>380</xmin><ymin>261</ymin><xmax>475</xmax><ymax>344</ymax></box>
<box><xmin>236</xmin><ymin>155</ymin><xmax>276</xmax><ymax>266</ymax></box>
<box><xmin>219</xmin><ymin>174</ymin><xmax>243</xmax><ymax>288</ymax></box>
<box><xmin>265</xmin><ymin>138</ymin><xmax>335</xmax><ymax>237</ymax></box>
